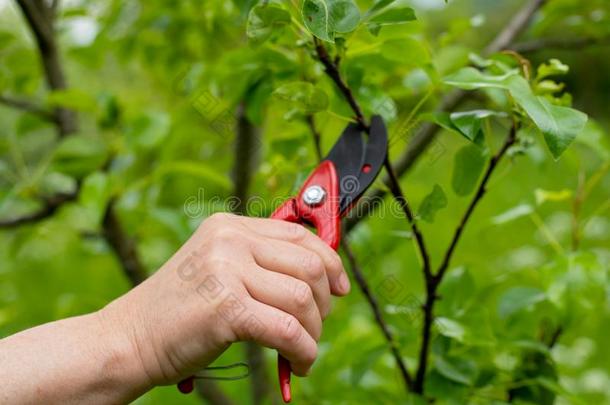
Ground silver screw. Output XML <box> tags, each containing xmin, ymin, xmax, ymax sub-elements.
<box><xmin>302</xmin><ymin>185</ymin><xmax>326</xmax><ymax>206</ymax></box>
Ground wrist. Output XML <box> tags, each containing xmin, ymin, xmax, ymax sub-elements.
<box><xmin>92</xmin><ymin>304</ymin><xmax>155</xmax><ymax>399</ymax></box>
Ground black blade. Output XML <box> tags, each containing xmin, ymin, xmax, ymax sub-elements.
<box><xmin>323</xmin><ymin>116</ymin><xmax>388</xmax><ymax>214</ymax></box>
<box><xmin>324</xmin><ymin>121</ymin><xmax>366</xmax><ymax>198</ymax></box>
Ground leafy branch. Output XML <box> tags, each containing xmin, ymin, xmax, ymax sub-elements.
<box><xmin>344</xmin><ymin>0</ymin><xmax>549</xmax><ymax>233</ymax></box>
<box><xmin>413</xmin><ymin>123</ymin><xmax>518</xmax><ymax>393</ymax></box>
<box><xmin>0</xmin><ymin>94</ymin><xmax>55</xmax><ymax>121</ymax></box>
<box><xmin>307</xmin><ymin>1</ymin><xmax>544</xmax><ymax>397</ymax></box>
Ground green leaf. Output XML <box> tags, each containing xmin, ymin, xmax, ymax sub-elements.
<box><xmin>369</xmin><ymin>6</ymin><xmax>416</xmax><ymax>25</ymax></box>
<box><xmin>498</xmin><ymin>287</ymin><xmax>546</xmax><ymax>318</ymax></box>
<box><xmin>434</xmin><ymin>355</ymin><xmax>478</xmax><ymax>386</ymax></box>
<box><xmin>451</xmin><ymin>144</ymin><xmax>488</xmax><ymax>196</ymax></box>
<box><xmin>491</xmin><ymin>204</ymin><xmax>534</xmax><ymax>225</ymax></box>
<box><xmin>380</xmin><ymin>37</ymin><xmax>428</xmax><ymax>64</ymax></box>
<box><xmin>47</xmin><ymin>89</ymin><xmax>97</xmax><ymax>112</ymax></box>
<box><xmin>273</xmin><ymin>81</ymin><xmax>329</xmax><ymax>114</ymax></box>
<box><xmin>435</xmin><ymin>317</ymin><xmax>466</xmax><ymax>343</ymax></box>
<box><xmin>443</xmin><ymin>67</ymin><xmax>517</xmax><ymax>90</ymax></box>
<box><xmin>450</xmin><ymin>110</ymin><xmax>506</xmax><ymax>143</ymax></box>
<box><xmin>52</xmin><ymin>135</ymin><xmax>108</xmax><ymax>178</ymax></box>
<box><xmin>418</xmin><ymin>184</ymin><xmax>447</xmax><ymax>223</ymax></box>
<box><xmin>507</xmin><ymin>76</ymin><xmax>588</xmax><ymax>159</ymax></box>
<box><xmin>365</xmin><ymin>0</ymin><xmax>396</xmax><ymax>16</ymax></box>
<box><xmin>246</xmin><ymin>3</ymin><xmax>291</xmax><ymax>44</ymax></box>
<box><xmin>78</xmin><ymin>171</ymin><xmax>111</xmax><ymax>228</ymax></box>
<box><xmin>444</xmin><ymin>68</ymin><xmax>588</xmax><ymax>159</ymax></box>
<box><xmin>536</xmin><ymin>59</ymin><xmax>569</xmax><ymax>81</ymax></box>
<box><xmin>39</xmin><ymin>172</ymin><xmax>77</xmax><ymax>198</ymax></box>
<box><xmin>301</xmin><ymin>0</ymin><xmax>360</xmax><ymax>42</ymax></box>
<box><xmin>534</xmin><ymin>188</ymin><xmax>572</xmax><ymax>205</ymax></box>
<box><xmin>125</xmin><ymin>112</ymin><xmax>171</xmax><ymax>151</ymax></box>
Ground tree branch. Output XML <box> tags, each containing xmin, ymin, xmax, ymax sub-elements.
<box><xmin>313</xmin><ymin>39</ymin><xmax>431</xmax><ymax>278</ymax></box>
<box><xmin>512</xmin><ymin>35</ymin><xmax>610</xmax><ymax>53</ymax></box>
<box><xmin>305</xmin><ymin>114</ymin><xmax>414</xmax><ymax>392</ymax></box>
<box><xmin>344</xmin><ymin>0</ymin><xmax>547</xmax><ymax>233</ymax></box>
<box><xmin>0</xmin><ymin>190</ymin><xmax>78</xmax><ymax>228</ymax></box>
<box><xmin>0</xmin><ymin>94</ymin><xmax>55</xmax><ymax>121</ymax></box>
<box><xmin>232</xmin><ymin>102</ymin><xmax>275</xmax><ymax>405</ymax></box>
<box><xmin>102</xmin><ymin>201</ymin><xmax>148</xmax><ymax>286</ymax></box>
<box><xmin>413</xmin><ymin>123</ymin><xmax>518</xmax><ymax>394</ymax></box>
<box><xmin>15</xmin><ymin>0</ymin><xmax>77</xmax><ymax>136</ymax></box>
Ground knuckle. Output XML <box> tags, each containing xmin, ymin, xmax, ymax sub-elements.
<box><xmin>211</xmin><ymin>225</ymin><xmax>238</xmax><ymax>244</ymax></box>
<box><xmin>293</xmin><ymin>281</ymin><xmax>314</xmax><ymax>311</ymax></box>
<box><xmin>209</xmin><ymin>212</ymin><xmax>233</xmax><ymax>224</ymax></box>
<box><xmin>279</xmin><ymin>315</ymin><xmax>302</xmax><ymax>344</ymax></box>
<box><xmin>303</xmin><ymin>254</ymin><xmax>325</xmax><ymax>283</ymax></box>
<box><xmin>286</xmin><ymin>222</ymin><xmax>307</xmax><ymax>241</ymax></box>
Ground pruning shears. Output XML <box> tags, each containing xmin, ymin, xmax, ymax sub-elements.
<box><xmin>178</xmin><ymin>115</ymin><xmax>388</xmax><ymax>402</ymax></box>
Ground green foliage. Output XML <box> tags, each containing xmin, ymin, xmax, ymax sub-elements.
<box><xmin>451</xmin><ymin>144</ymin><xmax>488</xmax><ymax>196</ymax></box>
<box><xmin>417</xmin><ymin>184</ymin><xmax>447</xmax><ymax>223</ymax></box>
<box><xmin>444</xmin><ymin>65</ymin><xmax>588</xmax><ymax>159</ymax></box>
<box><xmin>247</xmin><ymin>3</ymin><xmax>291</xmax><ymax>44</ymax></box>
<box><xmin>302</xmin><ymin>0</ymin><xmax>360</xmax><ymax>42</ymax></box>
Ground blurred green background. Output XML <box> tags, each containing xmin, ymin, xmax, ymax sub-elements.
<box><xmin>0</xmin><ymin>0</ymin><xmax>609</xmax><ymax>404</ymax></box>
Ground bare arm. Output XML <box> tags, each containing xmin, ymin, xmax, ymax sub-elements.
<box><xmin>0</xmin><ymin>213</ymin><xmax>350</xmax><ymax>404</ymax></box>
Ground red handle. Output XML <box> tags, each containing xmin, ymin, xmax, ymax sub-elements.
<box><xmin>270</xmin><ymin>160</ymin><xmax>340</xmax><ymax>403</ymax></box>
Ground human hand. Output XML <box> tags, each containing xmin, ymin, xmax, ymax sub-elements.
<box><xmin>100</xmin><ymin>213</ymin><xmax>350</xmax><ymax>388</ymax></box>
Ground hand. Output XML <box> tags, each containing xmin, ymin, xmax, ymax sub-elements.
<box><xmin>100</xmin><ymin>213</ymin><xmax>350</xmax><ymax>388</ymax></box>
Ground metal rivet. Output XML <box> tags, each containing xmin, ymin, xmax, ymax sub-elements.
<box><xmin>302</xmin><ymin>185</ymin><xmax>326</xmax><ymax>206</ymax></box>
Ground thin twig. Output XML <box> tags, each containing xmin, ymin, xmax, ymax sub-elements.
<box><xmin>313</xmin><ymin>38</ymin><xmax>365</xmax><ymax>128</ymax></box>
<box><xmin>0</xmin><ymin>190</ymin><xmax>77</xmax><ymax>228</ymax></box>
<box><xmin>341</xmin><ymin>239</ymin><xmax>414</xmax><ymax>392</ymax></box>
<box><xmin>102</xmin><ymin>201</ymin><xmax>148</xmax><ymax>286</ymax></box>
<box><xmin>413</xmin><ymin>124</ymin><xmax>518</xmax><ymax>394</ymax></box>
<box><xmin>512</xmin><ymin>35</ymin><xmax>610</xmax><ymax>53</ymax></box>
<box><xmin>435</xmin><ymin>124</ymin><xmax>517</xmax><ymax>282</ymax></box>
<box><xmin>305</xmin><ymin>114</ymin><xmax>323</xmax><ymax>161</ymax></box>
<box><xmin>0</xmin><ymin>94</ymin><xmax>55</xmax><ymax>121</ymax></box>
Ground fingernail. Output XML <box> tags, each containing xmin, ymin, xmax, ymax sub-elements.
<box><xmin>337</xmin><ymin>272</ymin><xmax>350</xmax><ymax>294</ymax></box>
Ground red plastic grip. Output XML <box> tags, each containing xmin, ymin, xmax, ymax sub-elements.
<box><xmin>270</xmin><ymin>160</ymin><xmax>341</xmax><ymax>403</ymax></box>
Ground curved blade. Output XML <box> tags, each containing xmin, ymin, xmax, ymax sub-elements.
<box><xmin>324</xmin><ymin>121</ymin><xmax>366</xmax><ymax>200</ymax></box>
<box><xmin>338</xmin><ymin>115</ymin><xmax>388</xmax><ymax>213</ymax></box>
<box><xmin>322</xmin><ymin>116</ymin><xmax>388</xmax><ymax>215</ymax></box>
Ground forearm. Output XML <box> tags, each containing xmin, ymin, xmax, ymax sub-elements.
<box><xmin>0</xmin><ymin>311</ymin><xmax>152</xmax><ymax>405</ymax></box>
